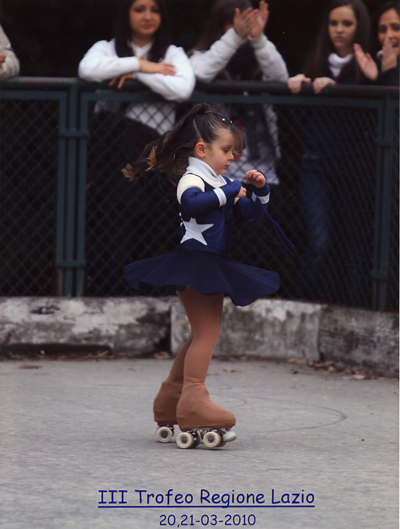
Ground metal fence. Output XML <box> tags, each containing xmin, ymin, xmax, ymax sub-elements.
<box><xmin>0</xmin><ymin>78</ymin><xmax>398</xmax><ymax>312</ymax></box>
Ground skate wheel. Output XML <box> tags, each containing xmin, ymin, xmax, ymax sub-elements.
<box><xmin>203</xmin><ymin>431</ymin><xmax>222</xmax><ymax>448</ymax></box>
<box><xmin>222</xmin><ymin>430</ymin><xmax>237</xmax><ymax>443</ymax></box>
<box><xmin>156</xmin><ymin>426</ymin><xmax>174</xmax><ymax>443</ymax></box>
<box><xmin>176</xmin><ymin>432</ymin><xmax>194</xmax><ymax>449</ymax></box>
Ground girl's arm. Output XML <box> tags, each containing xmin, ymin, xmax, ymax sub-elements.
<box><xmin>179</xmin><ymin>179</ymin><xmax>243</xmax><ymax>218</ymax></box>
<box><xmin>235</xmin><ymin>170</ymin><xmax>295</xmax><ymax>253</ymax></box>
<box><xmin>78</xmin><ymin>40</ymin><xmax>140</xmax><ymax>82</ymax></box>
<box><xmin>0</xmin><ymin>25</ymin><xmax>19</xmax><ymax>79</ymax></box>
<box><xmin>234</xmin><ymin>171</ymin><xmax>270</xmax><ymax>226</ymax></box>
<box><xmin>250</xmin><ymin>34</ymin><xmax>289</xmax><ymax>82</ymax></box>
<box><xmin>135</xmin><ymin>45</ymin><xmax>195</xmax><ymax>102</ymax></box>
<box><xmin>247</xmin><ymin>2</ymin><xmax>288</xmax><ymax>82</ymax></box>
<box><xmin>190</xmin><ymin>28</ymin><xmax>245</xmax><ymax>83</ymax></box>
<box><xmin>249</xmin><ymin>34</ymin><xmax>289</xmax><ymax>83</ymax></box>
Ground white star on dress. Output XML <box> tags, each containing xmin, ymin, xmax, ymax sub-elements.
<box><xmin>180</xmin><ymin>218</ymin><xmax>214</xmax><ymax>246</ymax></box>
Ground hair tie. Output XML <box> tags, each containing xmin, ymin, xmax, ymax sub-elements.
<box><xmin>220</xmin><ymin>116</ymin><xmax>233</xmax><ymax>124</ymax></box>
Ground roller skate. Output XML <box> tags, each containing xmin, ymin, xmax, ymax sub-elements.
<box><xmin>176</xmin><ymin>428</ymin><xmax>237</xmax><ymax>449</ymax></box>
<box><xmin>154</xmin><ymin>379</ymin><xmax>182</xmax><ymax>444</ymax></box>
<box><xmin>175</xmin><ymin>381</ymin><xmax>237</xmax><ymax>449</ymax></box>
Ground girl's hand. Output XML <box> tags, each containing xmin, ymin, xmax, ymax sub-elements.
<box><xmin>381</xmin><ymin>35</ymin><xmax>398</xmax><ymax>73</ymax></box>
<box><xmin>109</xmin><ymin>60</ymin><xmax>176</xmax><ymax>89</ymax></box>
<box><xmin>109</xmin><ymin>73</ymin><xmax>134</xmax><ymax>89</ymax></box>
<box><xmin>138</xmin><ymin>59</ymin><xmax>176</xmax><ymax>75</ymax></box>
<box><xmin>236</xmin><ymin>186</ymin><xmax>247</xmax><ymax>198</ymax></box>
<box><xmin>0</xmin><ymin>54</ymin><xmax>6</xmax><ymax>66</ymax></box>
<box><xmin>243</xmin><ymin>170</ymin><xmax>266</xmax><ymax>188</ymax></box>
<box><xmin>313</xmin><ymin>77</ymin><xmax>336</xmax><ymax>94</ymax></box>
<box><xmin>288</xmin><ymin>73</ymin><xmax>311</xmax><ymax>93</ymax></box>
<box><xmin>250</xmin><ymin>1</ymin><xmax>269</xmax><ymax>39</ymax></box>
<box><xmin>233</xmin><ymin>7</ymin><xmax>260</xmax><ymax>41</ymax></box>
<box><xmin>354</xmin><ymin>43</ymin><xmax>379</xmax><ymax>80</ymax></box>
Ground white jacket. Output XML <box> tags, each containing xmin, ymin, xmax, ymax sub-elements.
<box><xmin>190</xmin><ymin>28</ymin><xmax>288</xmax><ymax>183</ymax></box>
<box><xmin>0</xmin><ymin>25</ymin><xmax>20</xmax><ymax>80</ymax></box>
<box><xmin>78</xmin><ymin>39</ymin><xmax>195</xmax><ymax>134</ymax></box>
<box><xmin>190</xmin><ymin>28</ymin><xmax>288</xmax><ymax>84</ymax></box>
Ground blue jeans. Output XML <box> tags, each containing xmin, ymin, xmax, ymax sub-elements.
<box><xmin>297</xmin><ymin>155</ymin><xmax>334</xmax><ymax>300</ymax></box>
<box><xmin>296</xmin><ymin>154</ymin><xmax>369</xmax><ymax>305</ymax></box>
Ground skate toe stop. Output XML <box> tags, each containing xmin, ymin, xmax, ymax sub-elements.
<box><xmin>222</xmin><ymin>430</ymin><xmax>237</xmax><ymax>443</ymax></box>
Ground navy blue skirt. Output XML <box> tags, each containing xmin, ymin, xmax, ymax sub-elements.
<box><xmin>123</xmin><ymin>246</ymin><xmax>279</xmax><ymax>307</ymax></box>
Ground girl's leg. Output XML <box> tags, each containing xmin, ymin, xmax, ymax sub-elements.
<box><xmin>178</xmin><ymin>288</ymin><xmax>223</xmax><ymax>383</ymax></box>
<box><xmin>153</xmin><ymin>338</ymin><xmax>192</xmax><ymax>426</ymax></box>
<box><xmin>176</xmin><ymin>288</ymin><xmax>235</xmax><ymax>430</ymax></box>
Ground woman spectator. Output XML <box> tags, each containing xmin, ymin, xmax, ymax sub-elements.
<box><xmin>354</xmin><ymin>1</ymin><xmax>399</xmax><ymax>86</ymax></box>
<box><xmin>189</xmin><ymin>0</ymin><xmax>288</xmax><ymax>186</ymax></box>
<box><xmin>78</xmin><ymin>0</ymin><xmax>195</xmax><ymax>294</ymax></box>
<box><xmin>288</xmin><ymin>0</ymin><xmax>371</xmax><ymax>306</ymax></box>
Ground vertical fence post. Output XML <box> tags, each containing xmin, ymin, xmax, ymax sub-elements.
<box><xmin>56</xmin><ymin>93</ymin><xmax>68</xmax><ymax>296</ymax></box>
<box><xmin>372</xmin><ymin>94</ymin><xmax>395</xmax><ymax>311</ymax></box>
<box><xmin>75</xmin><ymin>90</ymin><xmax>89</xmax><ymax>296</ymax></box>
<box><xmin>62</xmin><ymin>83</ymin><xmax>79</xmax><ymax>296</ymax></box>
<box><xmin>56</xmin><ymin>81</ymin><xmax>87</xmax><ymax>296</ymax></box>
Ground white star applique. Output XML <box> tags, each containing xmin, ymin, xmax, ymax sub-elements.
<box><xmin>181</xmin><ymin>218</ymin><xmax>213</xmax><ymax>246</ymax></box>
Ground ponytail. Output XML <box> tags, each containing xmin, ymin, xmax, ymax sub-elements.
<box><xmin>123</xmin><ymin>103</ymin><xmax>245</xmax><ymax>181</ymax></box>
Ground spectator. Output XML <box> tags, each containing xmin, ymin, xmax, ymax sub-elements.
<box><xmin>354</xmin><ymin>1</ymin><xmax>400</xmax><ymax>86</ymax></box>
<box><xmin>189</xmin><ymin>0</ymin><xmax>288</xmax><ymax>186</ymax></box>
<box><xmin>78</xmin><ymin>0</ymin><xmax>195</xmax><ymax>138</ymax></box>
<box><xmin>288</xmin><ymin>0</ymin><xmax>371</xmax><ymax>306</ymax></box>
<box><xmin>0</xmin><ymin>25</ymin><xmax>20</xmax><ymax>79</ymax></box>
<box><xmin>77</xmin><ymin>0</ymin><xmax>195</xmax><ymax>294</ymax></box>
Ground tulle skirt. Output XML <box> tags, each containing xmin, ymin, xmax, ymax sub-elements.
<box><xmin>123</xmin><ymin>246</ymin><xmax>279</xmax><ymax>307</ymax></box>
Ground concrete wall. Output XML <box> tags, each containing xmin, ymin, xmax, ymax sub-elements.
<box><xmin>0</xmin><ymin>297</ymin><xmax>398</xmax><ymax>376</ymax></box>
<box><xmin>0</xmin><ymin>297</ymin><xmax>170</xmax><ymax>355</ymax></box>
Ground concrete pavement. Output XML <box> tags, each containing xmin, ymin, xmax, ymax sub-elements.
<box><xmin>0</xmin><ymin>358</ymin><xmax>398</xmax><ymax>529</ymax></box>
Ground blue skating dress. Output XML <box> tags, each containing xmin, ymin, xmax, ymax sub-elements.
<box><xmin>123</xmin><ymin>157</ymin><xmax>286</xmax><ymax>307</ymax></box>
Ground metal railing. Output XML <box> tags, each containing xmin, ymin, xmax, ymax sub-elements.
<box><xmin>0</xmin><ymin>77</ymin><xmax>398</xmax><ymax>311</ymax></box>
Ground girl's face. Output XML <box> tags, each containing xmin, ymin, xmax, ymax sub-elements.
<box><xmin>328</xmin><ymin>5</ymin><xmax>357</xmax><ymax>57</ymax></box>
<box><xmin>129</xmin><ymin>0</ymin><xmax>162</xmax><ymax>45</ymax></box>
<box><xmin>378</xmin><ymin>9</ymin><xmax>400</xmax><ymax>56</ymax></box>
<box><xmin>202</xmin><ymin>129</ymin><xmax>236</xmax><ymax>175</ymax></box>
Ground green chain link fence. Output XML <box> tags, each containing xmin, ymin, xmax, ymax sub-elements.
<box><xmin>0</xmin><ymin>78</ymin><xmax>398</xmax><ymax>311</ymax></box>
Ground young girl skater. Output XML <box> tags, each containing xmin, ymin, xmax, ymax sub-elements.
<box><xmin>123</xmin><ymin>103</ymin><xmax>292</xmax><ymax>449</ymax></box>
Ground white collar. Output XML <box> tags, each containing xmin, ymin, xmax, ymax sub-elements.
<box><xmin>129</xmin><ymin>40</ymin><xmax>153</xmax><ymax>59</ymax></box>
<box><xmin>328</xmin><ymin>52</ymin><xmax>353</xmax><ymax>78</ymax></box>
<box><xmin>186</xmin><ymin>157</ymin><xmax>225</xmax><ymax>184</ymax></box>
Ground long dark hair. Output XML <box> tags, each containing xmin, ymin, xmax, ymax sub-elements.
<box><xmin>123</xmin><ymin>103</ymin><xmax>246</xmax><ymax>180</ymax></box>
<box><xmin>191</xmin><ymin>0</ymin><xmax>252</xmax><ymax>52</ymax></box>
<box><xmin>304</xmin><ymin>0</ymin><xmax>370</xmax><ymax>83</ymax></box>
<box><xmin>370</xmin><ymin>1</ymin><xmax>400</xmax><ymax>55</ymax></box>
<box><xmin>114</xmin><ymin>0</ymin><xmax>171</xmax><ymax>62</ymax></box>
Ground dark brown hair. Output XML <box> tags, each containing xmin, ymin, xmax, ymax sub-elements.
<box><xmin>114</xmin><ymin>0</ymin><xmax>171</xmax><ymax>62</ymax></box>
<box><xmin>304</xmin><ymin>0</ymin><xmax>370</xmax><ymax>83</ymax></box>
<box><xmin>370</xmin><ymin>1</ymin><xmax>400</xmax><ymax>55</ymax></box>
<box><xmin>123</xmin><ymin>103</ymin><xmax>246</xmax><ymax>181</ymax></box>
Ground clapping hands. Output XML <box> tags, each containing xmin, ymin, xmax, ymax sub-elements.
<box><xmin>233</xmin><ymin>1</ymin><xmax>269</xmax><ymax>42</ymax></box>
<box><xmin>354</xmin><ymin>37</ymin><xmax>398</xmax><ymax>81</ymax></box>
<box><xmin>354</xmin><ymin>43</ymin><xmax>379</xmax><ymax>80</ymax></box>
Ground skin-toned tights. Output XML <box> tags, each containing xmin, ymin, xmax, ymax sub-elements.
<box><xmin>168</xmin><ymin>287</ymin><xmax>224</xmax><ymax>384</ymax></box>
